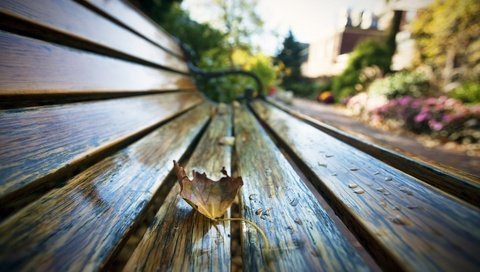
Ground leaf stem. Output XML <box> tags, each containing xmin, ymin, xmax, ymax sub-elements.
<box><xmin>216</xmin><ymin>217</ymin><xmax>270</xmax><ymax>251</ymax></box>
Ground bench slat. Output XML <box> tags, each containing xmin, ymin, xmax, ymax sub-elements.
<box><xmin>0</xmin><ymin>92</ymin><xmax>203</xmax><ymax>204</ymax></box>
<box><xmin>82</xmin><ymin>0</ymin><xmax>183</xmax><ymax>57</ymax></box>
<box><xmin>125</xmin><ymin>106</ymin><xmax>233</xmax><ymax>272</ymax></box>
<box><xmin>0</xmin><ymin>104</ymin><xmax>211</xmax><ymax>271</ymax></box>
<box><xmin>0</xmin><ymin>0</ymin><xmax>187</xmax><ymax>72</ymax></box>
<box><xmin>0</xmin><ymin>31</ymin><xmax>194</xmax><ymax>96</ymax></box>
<box><xmin>251</xmin><ymin>101</ymin><xmax>480</xmax><ymax>271</ymax></box>
<box><xmin>233</xmin><ymin>105</ymin><xmax>371</xmax><ymax>271</ymax></box>
<box><xmin>268</xmin><ymin>98</ymin><xmax>480</xmax><ymax>206</ymax></box>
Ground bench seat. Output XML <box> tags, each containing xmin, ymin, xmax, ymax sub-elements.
<box><xmin>0</xmin><ymin>1</ymin><xmax>478</xmax><ymax>271</ymax></box>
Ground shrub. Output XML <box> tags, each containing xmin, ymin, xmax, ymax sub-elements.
<box><xmin>372</xmin><ymin>96</ymin><xmax>480</xmax><ymax>143</ymax></box>
<box><xmin>317</xmin><ymin>91</ymin><xmax>334</xmax><ymax>104</ymax></box>
<box><xmin>332</xmin><ymin>39</ymin><xmax>391</xmax><ymax>100</ymax></box>
<box><xmin>449</xmin><ymin>82</ymin><xmax>480</xmax><ymax>104</ymax></box>
<box><xmin>368</xmin><ymin>71</ymin><xmax>429</xmax><ymax>99</ymax></box>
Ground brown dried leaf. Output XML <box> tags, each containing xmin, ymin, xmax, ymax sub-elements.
<box><xmin>173</xmin><ymin>161</ymin><xmax>243</xmax><ymax>220</ymax></box>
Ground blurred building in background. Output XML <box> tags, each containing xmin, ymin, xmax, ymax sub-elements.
<box><xmin>301</xmin><ymin>0</ymin><xmax>433</xmax><ymax>78</ymax></box>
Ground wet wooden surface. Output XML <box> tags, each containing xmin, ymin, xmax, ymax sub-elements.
<box><xmin>0</xmin><ymin>104</ymin><xmax>211</xmax><ymax>271</ymax></box>
<box><xmin>0</xmin><ymin>92</ymin><xmax>203</xmax><ymax>204</ymax></box>
<box><xmin>251</xmin><ymin>101</ymin><xmax>480</xmax><ymax>271</ymax></box>
<box><xmin>83</xmin><ymin>0</ymin><xmax>183</xmax><ymax>57</ymax></box>
<box><xmin>268</xmin><ymin>98</ymin><xmax>480</xmax><ymax>206</ymax></box>
<box><xmin>125</xmin><ymin>106</ymin><xmax>233</xmax><ymax>272</ymax></box>
<box><xmin>0</xmin><ymin>30</ymin><xmax>194</xmax><ymax>95</ymax></box>
<box><xmin>0</xmin><ymin>0</ymin><xmax>187</xmax><ymax>72</ymax></box>
<box><xmin>233</xmin><ymin>105</ymin><xmax>371</xmax><ymax>271</ymax></box>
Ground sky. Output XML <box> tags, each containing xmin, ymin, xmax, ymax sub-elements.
<box><xmin>182</xmin><ymin>0</ymin><xmax>385</xmax><ymax>55</ymax></box>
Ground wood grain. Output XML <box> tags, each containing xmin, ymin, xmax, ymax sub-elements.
<box><xmin>0</xmin><ymin>92</ymin><xmax>203</xmax><ymax>204</ymax></box>
<box><xmin>0</xmin><ymin>0</ymin><xmax>187</xmax><ymax>72</ymax></box>
<box><xmin>251</xmin><ymin>101</ymin><xmax>480</xmax><ymax>272</ymax></box>
<box><xmin>233</xmin><ymin>105</ymin><xmax>371</xmax><ymax>271</ymax></box>
<box><xmin>0</xmin><ymin>31</ymin><xmax>195</xmax><ymax>96</ymax></box>
<box><xmin>82</xmin><ymin>0</ymin><xmax>183</xmax><ymax>57</ymax></box>
<box><xmin>267</xmin><ymin>98</ymin><xmax>480</xmax><ymax>206</ymax></box>
<box><xmin>125</xmin><ymin>106</ymin><xmax>233</xmax><ymax>272</ymax></box>
<box><xmin>0</xmin><ymin>104</ymin><xmax>211</xmax><ymax>272</ymax></box>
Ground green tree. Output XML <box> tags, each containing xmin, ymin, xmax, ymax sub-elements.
<box><xmin>212</xmin><ymin>0</ymin><xmax>264</xmax><ymax>66</ymax></box>
<box><xmin>276</xmin><ymin>31</ymin><xmax>307</xmax><ymax>80</ymax></box>
<box><xmin>411</xmin><ymin>0</ymin><xmax>480</xmax><ymax>87</ymax></box>
<box><xmin>138</xmin><ymin>0</ymin><xmax>276</xmax><ymax>102</ymax></box>
<box><xmin>139</xmin><ymin>0</ymin><xmax>226</xmax><ymax>62</ymax></box>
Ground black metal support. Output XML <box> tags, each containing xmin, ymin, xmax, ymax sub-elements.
<box><xmin>179</xmin><ymin>42</ymin><xmax>264</xmax><ymax>100</ymax></box>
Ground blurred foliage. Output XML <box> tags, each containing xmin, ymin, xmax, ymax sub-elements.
<box><xmin>139</xmin><ymin>0</ymin><xmax>278</xmax><ymax>102</ymax></box>
<box><xmin>317</xmin><ymin>91</ymin><xmax>335</xmax><ymax>104</ymax></box>
<box><xmin>140</xmin><ymin>1</ymin><xmax>225</xmax><ymax>62</ymax></box>
<box><xmin>213</xmin><ymin>0</ymin><xmax>263</xmax><ymax>63</ymax></box>
<box><xmin>275</xmin><ymin>31</ymin><xmax>314</xmax><ymax>97</ymax></box>
<box><xmin>449</xmin><ymin>82</ymin><xmax>480</xmax><ymax>104</ymax></box>
<box><xmin>332</xmin><ymin>39</ymin><xmax>391</xmax><ymax>100</ymax></box>
<box><xmin>198</xmin><ymin>48</ymin><xmax>279</xmax><ymax>102</ymax></box>
<box><xmin>276</xmin><ymin>31</ymin><xmax>307</xmax><ymax>80</ymax></box>
<box><xmin>411</xmin><ymin>0</ymin><xmax>480</xmax><ymax>86</ymax></box>
<box><xmin>368</xmin><ymin>71</ymin><xmax>430</xmax><ymax>99</ymax></box>
<box><xmin>372</xmin><ymin>96</ymin><xmax>480</xmax><ymax>144</ymax></box>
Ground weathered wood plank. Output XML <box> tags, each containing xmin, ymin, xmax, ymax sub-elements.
<box><xmin>251</xmin><ymin>101</ymin><xmax>480</xmax><ymax>272</ymax></box>
<box><xmin>233</xmin><ymin>105</ymin><xmax>371</xmax><ymax>271</ymax></box>
<box><xmin>0</xmin><ymin>92</ymin><xmax>203</xmax><ymax>204</ymax></box>
<box><xmin>0</xmin><ymin>0</ymin><xmax>187</xmax><ymax>72</ymax></box>
<box><xmin>0</xmin><ymin>104</ymin><xmax>211</xmax><ymax>272</ymax></box>
<box><xmin>268</xmin><ymin>98</ymin><xmax>480</xmax><ymax>206</ymax></box>
<box><xmin>82</xmin><ymin>0</ymin><xmax>183</xmax><ymax>57</ymax></box>
<box><xmin>0</xmin><ymin>30</ymin><xmax>194</xmax><ymax>96</ymax></box>
<box><xmin>125</xmin><ymin>106</ymin><xmax>233</xmax><ymax>272</ymax></box>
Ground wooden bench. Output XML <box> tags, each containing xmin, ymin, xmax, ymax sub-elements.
<box><xmin>0</xmin><ymin>1</ymin><xmax>479</xmax><ymax>271</ymax></box>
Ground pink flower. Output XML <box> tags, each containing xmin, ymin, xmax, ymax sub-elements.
<box><xmin>428</xmin><ymin>120</ymin><xmax>443</xmax><ymax>131</ymax></box>
<box><xmin>414</xmin><ymin>111</ymin><xmax>430</xmax><ymax>123</ymax></box>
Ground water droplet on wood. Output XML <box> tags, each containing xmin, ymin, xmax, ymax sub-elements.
<box><xmin>350</xmin><ymin>168</ymin><xmax>359</xmax><ymax>171</ymax></box>
<box><xmin>392</xmin><ymin>216</ymin><xmax>407</xmax><ymax>225</ymax></box>
<box><xmin>375</xmin><ymin>187</ymin><xmax>385</xmax><ymax>192</ymax></box>
<box><xmin>353</xmin><ymin>188</ymin><xmax>365</xmax><ymax>194</ymax></box>
<box><xmin>373</xmin><ymin>171</ymin><xmax>380</xmax><ymax>175</ymax></box>
<box><xmin>331</xmin><ymin>173</ymin><xmax>338</xmax><ymax>176</ymax></box>
<box><xmin>294</xmin><ymin>218</ymin><xmax>303</xmax><ymax>225</ymax></box>
<box><xmin>255</xmin><ymin>208</ymin><xmax>263</xmax><ymax>215</ymax></box>
<box><xmin>399</xmin><ymin>187</ymin><xmax>413</xmax><ymax>195</ymax></box>
<box><xmin>290</xmin><ymin>198</ymin><xmax>299</xmax><ymax>207</ymax></box>
<box><xmin>317</xmin><ymin>162</ymin><xmax>327</xmax><ymax>167</ymax></box>
<box><xmin>407</xmin><ymin>205</ymin><xmax>418</xmax><ymax>209</ymax></box>
<box><xmin>287</xmin><ymin>226</ymin><xmax>294</xmax><ymax>233</ymax></box>
<box><xmin>219</xmin><ymin>136</ymin><xmax>235</xmax><ymax>146</ymax></box>
<box><xmin>249</xmin><ymin>194</ymin><xmax>257</xmax><ymax>200</ymax></box>
<box><xmin>348</xmin><ymin>183</ymin><xmax>358</xmax><ymax>188</ymax></box>
<box><xmin>263</xmin><ymin>208</ymin><xmax>272</xmax><ymax>216</ymax></box>
<box><xmin>384</xmin><ymin>177</ymin><xmax>393</xmax><ymax>181</ymax></box>
<box><xmin>325</xmin><ymin>154</ymin><xmax>334</xmax><ymax>158</ymax></box>
<box><xmin>384</xmin><ymin>192</ymin><xmax>391</xmax><ymax>196</ymax></box>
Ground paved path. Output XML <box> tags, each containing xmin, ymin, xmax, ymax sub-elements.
<box><xmin>289</xmin><ymin>98</ymin><xmax>480</xmax><ymax>178</ymax></box>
